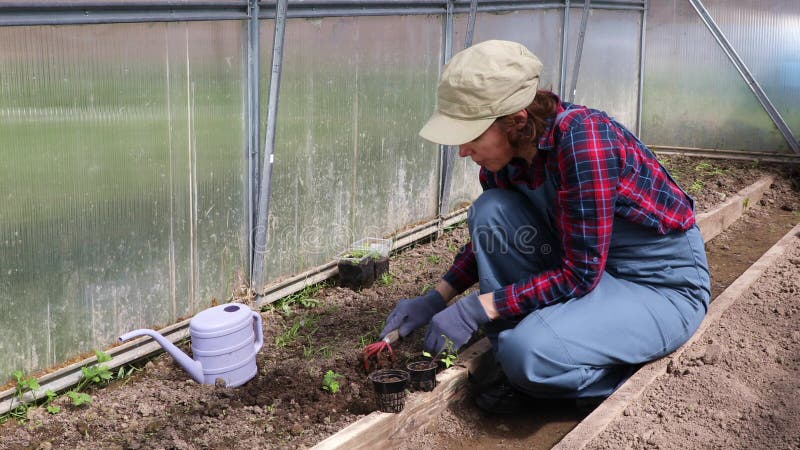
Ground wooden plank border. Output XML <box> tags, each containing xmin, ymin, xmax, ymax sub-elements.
<box><xmin>554</xmin><ymin>223</ymin><xmax>800</xmax><ymax>449</ymax></box>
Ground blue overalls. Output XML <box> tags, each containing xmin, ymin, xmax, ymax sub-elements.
<box><xmin>469</xmin><ymin>161</ymin><xmax>711</xmax><ymax>399</ymax></box>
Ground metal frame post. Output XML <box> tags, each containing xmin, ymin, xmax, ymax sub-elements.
<box><xmin>464</xmin><ymin>0</ymin><xmax>479</xmax><ymax>49</ymax></box>
<box><xmin>252</xmin><ymin>0</ymin><xmax>289</xmax><ymax>292</ymax></box>
<box><xmin>245</xmin><ymin>0</ymin><xmax>260</xmax><ymax>280</ymax></box>
<box><xmin>688</xmin><ymin>0</ymin><xmax>799</xmax><ymax>154</ymax></box>
<box><xmin>437</xmin><ymin>0</ymin><xmax>457</xmax><ymax>218</ymax></box>
<box><xmin>559</xmin><ymin>0</ymin><xmax>570</xmax><ymax>99</ymax></box>
<box><xmin>636</xmin><ymin>0</ymin><xmax>647</xmax><ymax>137</ymax></box>
<box><xmin>568</xmin><ymin>0</ymin><xmax>591</xmax><ymax>103</ymax></box>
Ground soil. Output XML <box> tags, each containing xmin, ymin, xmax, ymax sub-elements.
<box><xmin>588</xmin><ymin>222</ymin><xmax>800</xmax><ymax>449</ymax></box>
<box><xmin>0</xmin><ymin>155</ymin><xmax>797</xmax><ymax>450</ymax></box>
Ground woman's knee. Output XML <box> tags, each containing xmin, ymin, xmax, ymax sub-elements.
<box><xmin>495</xmin><ymin>315</ymin><xmax>575</xmax><ymax>390</ymax></box>
<box><xmin>468</xmin><ymin>189</ymin><xmax>529</xmax><ymax>229</ymax></box>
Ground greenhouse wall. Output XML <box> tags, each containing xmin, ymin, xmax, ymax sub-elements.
<box><xmin>0</xmin><ymin>20</ymin><xmax>249</xmax><ymax>380</ymax></box>
<box><xmin>0</xmin><ymin>0</ymin><xmax>796</xmax><ymax>381</ymax></box>
<box><xmin>641</xmin><ymin>0</ymin><xmax>800</xmax><ymax>154</ymax></box>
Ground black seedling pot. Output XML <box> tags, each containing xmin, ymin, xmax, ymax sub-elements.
<box><xmin>368</xmin><ymin>369</ymin><xmax>410</xmax><ymax>413</ymax></box>
<box><xmin>373</xmin><ymin>255</ymin><xmax>390</xmax><ymax>279</ymax></box>
<box><xmin>406</xmin><ymin>361</ymin><xmax>437</xmax><ymax>392</ymax></box>
<box><xmin>337</xmin><ymin>256</ymin><xmax>375</xmax><ymax>290</ymax></box>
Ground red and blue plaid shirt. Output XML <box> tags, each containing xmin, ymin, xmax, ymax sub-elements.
<box><xmin>443</xmin><ymin>101</ymin><xmax>696</xmax><ymax>318</ymax></box>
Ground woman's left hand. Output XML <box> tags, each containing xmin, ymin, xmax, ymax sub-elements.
<box><xmin>423</xmin><ymin>292</ymin><xmax>491</xmax><ymax>353</ymax></box>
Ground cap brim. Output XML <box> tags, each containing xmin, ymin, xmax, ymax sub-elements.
<box><xmin>419</xmin><ymin>111</ymin><xmax>495</xmax><ymax>146</ymax></box>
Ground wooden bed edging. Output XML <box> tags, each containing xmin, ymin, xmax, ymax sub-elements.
<box><xmin>312</xmin><ymin>339</ymin><xmax>492</xmax><ymax>449</ymax></box>
<box><xmin>695</xmin><ymin>175</ymin><xmax>773</xmax><ymax>242</ymax></box>
<box><xmin>554</xmin><ymin>223</ymin><xmax>800</xmax><ymax>449</ymax></box>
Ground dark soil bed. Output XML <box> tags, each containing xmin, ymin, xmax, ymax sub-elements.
<box><xmin>0</xmin><ymin>155</ymin><xmax>797</xmax><ymax>450</ymax></box>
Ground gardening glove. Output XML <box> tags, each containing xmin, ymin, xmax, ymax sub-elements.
<box><xmin>380</xmin><ymin>289</ymin><xmax>447</xmax><ymax>339</ymax></box>
<box><xmin>423</xmin><ymin>292</ymin><xmax>490</xmax><ymax>354</ymax></box>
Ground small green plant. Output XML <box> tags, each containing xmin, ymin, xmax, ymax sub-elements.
<box><xmin>302</xmin><ymin>336</ymin><xmax>330</xmax><ymax>359</ymax></box>
<box><xmin>74</xmin><ymin>351</ymin><xmax>113</xmax><ymax>392</ymax></box>
<box><xmin>43</xmin><ymin>390</ymin><xmax>60</xmax><ymax>414</ymax></box>
<box><xmin>419</xmin><ymin>282</ymin><xmax>434</xmax><ymax>296</ymax></box>
<box><xmin>443</xmin><ymin>219</ymin><xmax>467</xmax><ymax>232</ymax></box>
<box><xmin>689</xmin><ymin>180</ymin><xmax>704</xmax><ymax>194</ymax></box>
<box><xmin>447</xmin><ymin>242</ymin><xmax>459</xmax><ymax>253</ymax></box>
<box><xmin>422</xmin><ymin>336</ymin><xmax>459</xmax><ymax>369</ymax></box>
<box><xmin>427</xmin><ymin>254</ymin><xmax>441</xmax><ymax>264</ymax></box>
<box><xmin>743</xmin><ymin>197</ymin><xmax>750</xmax><ymax>208</ymax></box>
<box><xmin>59</xmin><ymin>350</ymin><xmax>113</xmax><ymax>408</ymax></box>
<box><xmin>343</xmin><ymin>249</ymin><xmax>380</xmax><ymax>260</ymax></box>
<box><xmin>357</xmin><ymin>324</ymin><xmax>381</xmax><ymax>349</ymax></box>
<box><xmin>321</xmin><ymin>370</ymin><xmax>343</xmax><ymax>394</ymax></box>
<box><xmin>275</xmin><ymin>320</ymin><xmax>302</xmax><ymax>348</ymax></box>
<box><xmin>380</xmin><ymin>271</ymin><xmax>393</xmax><ymax>286</ymax></box>
<box><xmin>694</xmin><ymin>162</ymin><xmax>713</xmax><ymax>173</ymax></box>
<box><xmin>267</xmin><ymin>283</ymin><xmax>325</xmax><ymax>316</ymax></box>
<box><xmin>5</xmin><ymin>370</ymin><xmax>40</xmax><ymax>422</ymax></box>
<box><xmin>66</xmin><ymin>391</ymin><xmax>92</xmax><ymax>406</ymax></box>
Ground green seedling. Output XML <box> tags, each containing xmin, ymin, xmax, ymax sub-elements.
<box><xmin>4</xmin><ymin>370</ymin><xmax>40</xmax><ymax>422</ymax></box>
<box><xmin>427</xmin><ymin>255</ymin><xmax>441</xmax><ymax>264</ymax></box>
<box><xmin>743</xmin><ymin>197</ymin><xmax>750</xmax><ymax>209</ymax></box>
<box><xmin>695</xmin><ymin>162</ymin><xmax>725</xmax><ymax>177</ymax></box>
<box><xmin>694</xmin><ymin>162</ymin><xmax>713</xmax><ymax>172</ymax></box>
<box><xmin>422</xmin><ymin>336</ymin><xmax>459</xmax><ymax>369</ymax></box>
<box><xmin>276</xmin><ymin>314</ymin><xmax>320</xmax><ymax>348</ymax></box>
<box><xmin>447</xmin><ymin>243</ymin><xmax>459</xmax><ymax>253</ymax></box>
<box><xmin>689</xmin><ymin>180</ymin><xmax>704</xmax><ymax>194</ymax></box>
<box><xmin>44</xmin><ymin>390</ymin><xmax>60</xmax><ymax>414</ymax></box>
<box><xmin>267</xmin><ymin>283</ymin><xmax>325</xmax><ymax>316</ymax></box>
<box><xmin>343</xmin><ymin>249</ymin><xmax>381</xmax><ymax>260</ymax></box>
<box><xmin>13</xmin><ymin>370</ymin><xmax>40</xmax><ymax>404</ymax></box>
<box><xmin>321</xmin><ymin>370</ymin><xmax>343</xmax><ymax>394</ymax></box>
<box><xmin>419</xmin><ymin>282</ymin><xmax>434</xmax><ymax>296</ymax></box>
<box><xmin>443</xmin><ymin>219</ymin><xmax>467</xmax><ymax>232</ymax></box>
<box><xmin>74</xmin><ymin>351</ymin><xmax>113</xmax><ymax>393</ymax></box>
<box><xmin>275</xmin><ymin>320</ymin><xmax>302</xmax><ymax>348</ymax></box>
<box><xmin>380</xmin><ymin>271</ymin><xmax>393</xmax><ymax>286</ymax></box>
<box><xmin>358</xmin><ymin>324</ymin><xmax>382</xmax><ymax>349</ymax></box>
<box><xmin>302</xmin><ymin>336</ymin><xmax>330</xmax><ymax>359</ymax></box>
<box><xmin>66</xmin><ymin>391</ymin><xmax>92</xmax><ymax>406</ymax></box>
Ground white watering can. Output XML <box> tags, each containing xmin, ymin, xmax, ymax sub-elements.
<box><xmin>119</xmin><ymin>303</ymin><xmax>264</xmax><ymax>388</ymax></box>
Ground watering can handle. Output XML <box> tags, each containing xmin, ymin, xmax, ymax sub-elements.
<box><xmin>252</xmin><ymin>311</ymin><xmax>264</xmax><ymax>353</ymax></box>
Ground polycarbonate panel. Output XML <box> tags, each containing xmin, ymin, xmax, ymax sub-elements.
<box><xmin>702</xmin><ymin>0</ymin><xmax>800</xmax><ymax>145</ymax></box>
<box><xmin>642</xmin><ymin>0</ymin><xmax>789</xmax><ymax>152</ymax></box>
<box><xmin>258</xmin><ymin>15</ymin><xmax>441</xmax><ymax>284</ymax></box>
<box><xmin>564</xmin><ymin>8</ymin><xmax>641</xmax><ymax>130</ymax></box>
<box><xmin>447</xmin><ymin>9</ymin><xmax>564</xmax><ymax>213</ymax></box>
<box><xmin>0</xmin><ymin>21</ymin><xmax>247</xmax><ymax>380</ymax></box>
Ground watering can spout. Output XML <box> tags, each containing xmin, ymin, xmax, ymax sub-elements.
<box><xmin>119</xmin><ymin>329</ymin><xmax>204</xmax><ymax>384</ymax></box>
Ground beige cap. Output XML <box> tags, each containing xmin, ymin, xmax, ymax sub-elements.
<box><xmin>419</xmin><ymin>40</ymin><xmax>543</xmax><ymax>146</ymax></box>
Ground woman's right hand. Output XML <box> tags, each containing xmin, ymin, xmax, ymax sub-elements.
<box><xmin>380</xmin><ymin>289</ymin><xmax>447</xmax><ymax>339</ymax></box>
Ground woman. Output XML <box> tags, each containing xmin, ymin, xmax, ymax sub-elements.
<box><xmin>381</xmin><ymin>40</ymin><xmax>710</xmax><ymax>413</ymax></box>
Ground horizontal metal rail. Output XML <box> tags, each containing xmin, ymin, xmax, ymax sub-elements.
<box><xmin>651</xmin><ymin>145</ymin><xmax>800</xmax><ymax>165</ymax></box>
<box><xmin>0</xmin><ymin>3</ymin><xmax>249</xmax><ymax>25</ymax></box>
<box><xmin>0</xmin><ymin>0</ymin><xmax>645</xmax><ymax>25</ymax></box>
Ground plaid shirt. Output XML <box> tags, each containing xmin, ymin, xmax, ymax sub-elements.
<box><xmin>443</xmin><ymin>101</ymin><xmax>696</xmax><ymax>318</ymax></box>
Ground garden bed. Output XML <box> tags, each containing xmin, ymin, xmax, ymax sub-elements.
<box><xmin>584</xmin><ymin>221</ymin><xmax>800</xmax><ymax>450</ymax></box>
<box><xmin>0</xmin><ymin>155</ymin><xmax>797</xmax><ymax>449</ymax></box>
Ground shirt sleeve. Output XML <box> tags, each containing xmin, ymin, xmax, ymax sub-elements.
<box><xmin>492</xmin><ymin>112</ymin><xmax>619</xmax><ymax>317</ymax></box>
